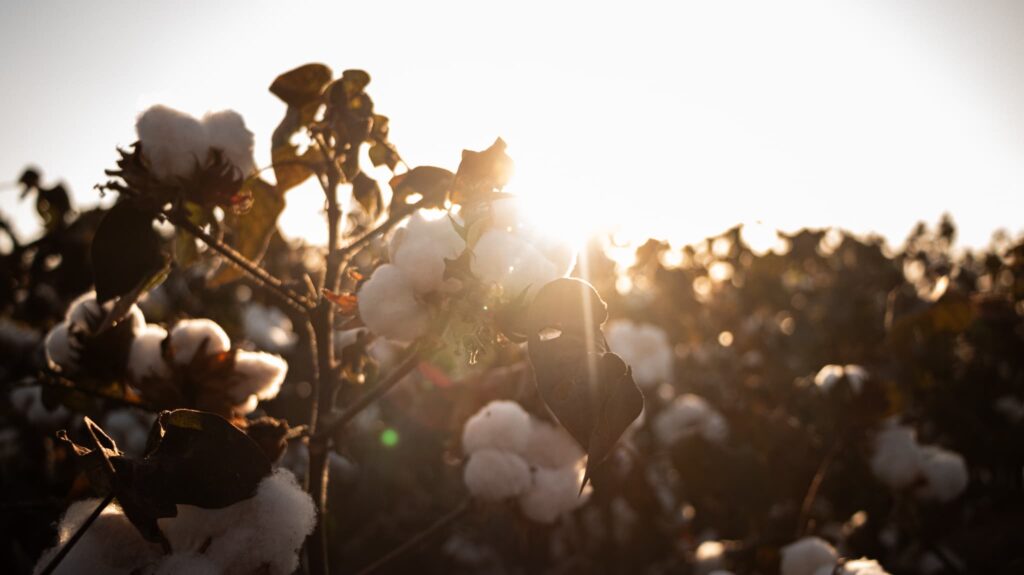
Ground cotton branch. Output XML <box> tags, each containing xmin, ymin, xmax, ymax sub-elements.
<box><xmin>355</xmin><ymin>498</ymin><xmax>470</xmax><ymax>575</ymax></box>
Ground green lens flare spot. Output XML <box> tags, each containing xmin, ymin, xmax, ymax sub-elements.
<box><xmin>380</xmin><ymin>428</ymin><xmax>399</xmax><ymax>448</ymax></box>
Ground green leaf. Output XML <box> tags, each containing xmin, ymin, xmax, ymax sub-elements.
<box><xmin>209</xmin><ymin>178</ymin><xmax>285</xmax><ymax>287</ymax></box>
<box><xmin>91</xmin><ymin>201</ymin><xmax>169</xmax><ymax>304</ymax></box>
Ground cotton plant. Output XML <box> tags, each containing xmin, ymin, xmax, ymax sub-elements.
<box><xmin>460</xmin><ymin>400</ymin><xmax>592</xmax><ymax>524</ymax></box>
<box><xmin>605</xmin><ymin>319</ymin><xmax>674</xmax><ymax>388</ymax></box>
<box><xmin>870</xmin><ymin>421</ymin><xmax>968</xmax><ymax>503</ymax></box>
<box><xmin>34</xmin><ymin>469</ymin><xmax>315</xmax><ymax>575</ymax></box>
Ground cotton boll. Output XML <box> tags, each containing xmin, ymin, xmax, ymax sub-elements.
<box><xmin>695</xmin><ymin>540</ymin><xmax>726</xmax><ymax>575</ymax></box>
<box><xmin>34</xmin><ymin>499</ymin><xmax>161</xmax><ymax>575</ymax></box>
<box><xmin>915</xmin><ymin>446</ymin><xmax>968</xmax><ymax>502</ymax></box>
<box><xmin>518</xmin><ymin>464</ymin><xmax>590</xmax><ymax>524</ymax></box>
<box><xmin>65</xmin><ymin>291</ymin><xmax>145</xmax><ymax>335</ymax></box>
<box><xmin>202</xmin><ymin>110</ymin><xmax>256</xmax><ymax>178</ymax></box>
<box><xmin>136</xmin><ymin>105</ymin><xmax>210</xmax><ymax>181</ymax></box>
<box><xmin>652</xmin><ymin>394</ymin><xmax>728</xmax><ymax>446</ymax></box>
<box><xmin>605</xmin><ymin>320</ymin><xmax>674</xmax><ymax>388</ymax></box>
<box><xmin>471</xmin><ymin>229</ymin><xmax>558</xmax><ymax>299</ymax></box>
<box><xmin>150</xmin><ymin>552</ymin><xmax>221</xmax><ymax>575</ymax></box>
<box><xmin>44</xmin><ymin>323</ymin><xmax>76</xmax><ymax>372</ymax></box>
<box><xmin>128</xmin><ymin>324</ymin><xmax>171</xmax><ymax>382</ymax></box>
<box><xmin>243</xmin><ymin>303</ymin><xmax>297</xmax><ymax>353</ymax></box>
<box><xmin>391</xmin><ymin>211</ymin><xmax>466</xmax><ymax>294</ymax></box>
<box><xmin>870</xmin><ymin>424</ymin><xmax>924</xmax><ymax>490</ymax></box>
<box><xmin>830</xmin><ymin>558</ymin><xmax>891</xmax><ymax>575</ymax></box>
<box><xmin>814</xmin><ymin>364</ymin><xmax>868</xmax><ymax>394</ymax></box>
<box><xmin>461</xmin><ymin>400</ymin><xmax>532</xmax><ymax>455</ymax></box>
<box><xmin>780</xmin><ymin>537</ymin><xmax>838</xmax><ymax>575</ymax></box>
<box><xmin>523</xmin><ymin>419</ymin><xmax>584</xmax><ymax>468</ymax></box>
<box><xmin>9</xmin><ymin>386</ymin><xmax>69</xmax><ymax>428</ymax></box>
<box><xmin>463</xmin><ymin>449</ymin><xmax>531</xmax><ymax>502</ymax></box>
<box><xmin>357</xmin><ymin>264</ymin><xmax>430</xmax><ymax>342</ymax></box>
<box><xmin>168</xmin><ymin>319</ymin><xmax>231</xmax><ymax>365</ymax></box>
<box><xmin>103</xmin><ymin>409</ymin><xmax>155</xmax><ymax>457</ymax></box>
<box><xmin>231</xmin><ymin>350</ymin><xmax>288</xmax><ymax>404</ymax></box>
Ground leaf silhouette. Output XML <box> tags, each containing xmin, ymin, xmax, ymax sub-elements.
<box><xmin>91</xmin><ymin>201</ymin><xmax>169</xmax><ymax>305</ymax></box>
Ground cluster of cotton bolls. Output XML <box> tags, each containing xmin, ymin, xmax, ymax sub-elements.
<box><xmin>358</xmin><ymin>210</ymin><xmax>466</xmax><ymax>342</ymax></box>
<box><xmin>461</xmin><ymin>400</ymin><xmax>591</xmax><ymax>524</ymax></box>
<box><xmin>652</xmin><ymin>394</ymin><xmax>728</xmax><ymax>447</ymax></box>
<box><xmin>135</xmin><ymin>104</ymin><xmax>256</xmax><ymax>182</ymax></box>
<box><xmin>870</xmin><ymin>421</ymin><xmax>968</xmax><ymax>503</ymax></box>
<box><xmin>605</xmin><ymin>320</ymin><xmax>674</xmax><ymax>388</ymax></box>
<box><xmin>34</xmin><ymin>468</ymin><xmax>315</xmax><ymax>575</ymax></box>
<box><xmin>780</xmin><ymin>536</ymin><xmax>891</xmax><ymax>575</ymax></box>
<box><xmin>813</xmin><ymin>364</ymin><xmax>869</xmax><ymax>394</ymax></box>
<box><xmin>128</xmin><ymin>318</ymin><xmax>288</xmax><ymax>415</ymax></box>
<box><xmin>468</xmin><ymin>198</ymin><xmax>576</xmax><ymax>302</ymax></box>
<box><xmin>44</xmin><ymin>291</ymin><xmax>145</xmax><ymax>377</ymax></box>
<box><xmin>242</xmin><ymin>302</ymin><xmax>298</xmax><ymax>354</ymax></box>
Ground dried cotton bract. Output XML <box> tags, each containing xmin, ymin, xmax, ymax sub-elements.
<box><xmin>606</xmin><ymin>320</ymin><xmax>674</xmax><ymax>388</ymax></box>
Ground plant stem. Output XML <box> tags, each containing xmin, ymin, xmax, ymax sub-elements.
<box><xmin>312</xmin><ymin>344</ymin><xmax>421</xmax><ymax>442</ymax></box>
<box><xmin>355</xmin><ymin>498</ymin><xmax>471</xmax><ymax>575</ymax></box>
<box><xmin>36</xmin><ymin>372</ymin><xmax>159</xmax><ymax>412</ymax></box>
<box><xmin>796</xmin><ymin>437</ymin><xmax>844</xmax><ymax>538</ymax></box>
<box><xmin>39</xmin><ymin>493</ymin><xmax>115</xmax><ymax>575</ymax></box>
<box><xmin>165</xmin><ymin>208</ymin><xmax>313</xmax><ymax>312</ymax></box>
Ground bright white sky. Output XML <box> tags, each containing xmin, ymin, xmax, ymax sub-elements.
<box><xmin>1</xmin><ymin>0</ymin><xmax>1022</xmax><ymax>249</ymax></box>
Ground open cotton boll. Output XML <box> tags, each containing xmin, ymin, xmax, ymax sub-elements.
<box><xmin>464</xmin><ymin>449</ymin><xmax>532</xmax><ymax>502</ymax></box>
<box><xmin>33</xmin><ymin>499</ymin><xmax>161</xmax><ymax>575</ymax></box>
<box><xmin>202</xmin><ymin>110</ymin><xmax>256</xmax><ymax>178</ymax></box>
<box><xmin>44</xmin><ymin>323</ymin><xmax>75</xmax><ymax>372</ymax></box>
<box><xmin>523</xmin><ymin>419</ymin><xmax>584</xmax><ymax>469</ymax></box>
<box><xmin>168</xmin><ymin>318</ymin><xmax>231</xmax><ymax>365</ymax></box>
<box><xmin>136</xmin><ymin>105</ymin><xmax>210</xmax><ymax>181</ymax></box>
<box><xmin>103</xmin><ymin>409</ymin><xmax>155</xmax><ymax>456</ymax></box>
<box><xmin>243</xmin><ymin>303</ymin><xmax>298</xmax><ymax>354</ymax></box>
<box><xmin>150</xmin><ymin>552</ymin><xmax>221</xmax><ymax>575</ymax></box>
<box><xmin>915</xmin><ymin>446</ymin><xmax>968</xmax><ymax>502</ymax></box>
<box><xmin>695</xmin><ymin>540</ymin><xmax>726</xmax><ymax>575</ymax></box>
<box><xmin>780</xmin><ymin>537</ymin><xmax>838</xmax><ymax>575</ymax></box>
<box><xmin>128</xmin><ymin>324</ymin><xmax>171</xmax><ymax>382</ymax></box>
<box><xmin>357</xmin><ymin>264</ymin><xmax>430</xmax><ymax>342</ymax></box>
<box><xmin>653</xmin><ymin>394</ymin><xmax>728</xmax><ymax>446</ymax></box>
<box><xmin>10</xmin><ymin>386</ymin><xmax>69</xmax><ymax>427</ymax></box>
<box><xmin>391</xmin><ymin>211</ymin><xmax>466</xmax><ymax>294</ymax></box>
<box><xmin>231</xmin><ymin>350</ymin><xmax>288</xmax><ymax>403</ymax></box>
<box><xmin>159</xmin><ymin>468</ymin><xmax>315</xmax><ymax>575</ymax></box>
<box><xmin>65</xmin><ymin>291</ymin><xmax>146</xmax><ymax>335</ymax></box>
<box><xmin>606</xmin><ymin>320</ymin><xmax>673</xmax><ymax>388</ymax></box>
<box><xmin>462</xmin><ymin>400</ymin><xmax>532</xmax><ymax>455</ymax></box>
<box><xmin>471</xmin><ymin>229</ymin><xmax>559</xmax><ymax>299</ymax></box>
<box><xmin>518</xmin><ymin>464</ymin><xmax>590</xmax><ymax>524</ymax></box>
<box><xmin>814</xmin><ymin>364</ymin><xmax>868</xmax><ymax>394</ymax></box>
<box><xmin>870</xmin><ymin>424</ymin><xmax>924</xmax><ymax>490</ymax></box>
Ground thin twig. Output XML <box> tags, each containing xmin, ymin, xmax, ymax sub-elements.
<box><xmin>35</xmin><ymin>372</ymin><xmax>159</xmax><ymax>412</ymax></box>
<box><xmin>165</xmin><ymin>208</ymin><xmax>313</xmax><ymax>312</ymax></box>
<box><xmin>38</xmin><ymin>493</ymin><xmax>115</xmax><ymax>575</ymax></box>
<box><xmin>312</xmin><ymin>344</ymin><xmax>422</xmax><ymax>442</ymax></box>
<box><xmin>355</xmin><ymin>498</ymin><xmax>471</xmax><ymax>575</ymax></box>
<box><xmin>796</xmin><ymin>438</ymin><xmax>844</xmax><ymax>538</ymax></box>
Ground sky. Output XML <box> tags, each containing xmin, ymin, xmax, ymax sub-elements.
<box><xmin>1</xmin><ymin>0</ymin><xmax>1022</xmax><ymax>250</ymax></box>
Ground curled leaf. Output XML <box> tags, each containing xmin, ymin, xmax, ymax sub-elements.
<box><xmin>91</xmin><ymin>201</ymin><xmax>169</xmax><ymax>305</ymax></box>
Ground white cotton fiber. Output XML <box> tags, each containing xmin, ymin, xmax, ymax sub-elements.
<box><xmin>523</xmin><ymin>419</ymin><xmax>584</xmax><ymax>469</ymax></box>
<box><xmin>127</xmin><ymin>324</ymin><xmax>171</xmax><ymax>382</ymax></box>
<box><xmin>65</xmin><ymin>291</ymin><xmax>145</xmax><ymax>335</ymax></box>
<box><xmin>102</xmin><ymin>409</ymin><xmax>155</xmax><ymax>456</ymax></box>
<box><xmin>44</xmin><ymin>323</ymin><xmax>75</xmax><ymax>373</ymax></box>
<box><xmin>136</xmin><ymin>105</ymin><xmax>210</xmax><ymax>181</ymax></box>
<box><xmin>652</xmin><ymin>394</ymin><xmax>728</xmax><ymax>446</ymax></box>
<box><xmin>814</xmin><ymin>364</ymin><xmax>868</xmax><ymax>394</ymax></box>
<box><xmin>357</xmin><ymin>264</ymin><xmax>430</xmax><ymax>342</ymax></box>
<box><xmin>915</xmin><ymin>446</ymin><xmax>968</xmax><ymax>503</ymax></box>
<box><xmin>160</xmin><ymin>468</ymin><xmax>315</xmax><ymax>575</ymax></box>
<box><xmin>168</xmin><ymin>318</ymin><xmax>231</xmax><ymax>365</ymax></box>
<box><xmin>780</xmin><ymin>537</ymin><xmax>838</xmax><ymax>575</ymax></box>
<box><xmin>870</xmin><ymin>424</ymin><xmax>924</xmax><ymax>490</ymax></box>
<box><xmin>231</xmin><ymin>350</ymin><xmax>288</xmax><ymax>404</ymax></box>
<box><xmin>150</xmin><ymin>552</ymin><xmax>221</xmax><ymax>575</ymax></box>
<box><xmin>470</xmin><ymin>229</ymin><xmax>559</xmax><ymax>299</ymax></box>
<box><xmin>605</xmin><ymin>320</ymin><xmax>674</xmax><ymax>388</ymax></box>
<box><xmin>202</xmin><ymin>110</ymin><xmax>256</xmax><ymax>178</ymax></box>
<box><xmin>33</xmin><ymin>500</ymin><xmax>161</xmax><ymax>575</ymax></box>
<box><xmin>243</xmin><ymin>303</ymin><xmax>298</xmax><ymax>353</ymax></box>
<box><xmin>461</xmin><ymin>400</ymin><xmax>532</xmax><ymax>455</ymax></box>
<box><xmin>695</xmin><ymin>540</ymin><xmax>726</xmax><ymax>575</ymax></box>
<box><xmin>463</xmin><ymin>449</ymin><xmax>532</xmax><ymax>502</ymax></box>
<box><xmin>391</xmin><ymin>211</ymin><xmax>466</xmax><ymax>294</ymax></box>
<box><xmin>518</xmin><ymin>464</ymin><xmax>589</xmax><ymax>524</ymax></box>
<box><xmin>9</xmin><ymin>386</ymin><xmax>69</xmax><ymax>428</ymax></box>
